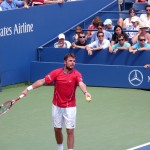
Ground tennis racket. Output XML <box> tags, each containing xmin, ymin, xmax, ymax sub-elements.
<box><xmin>0</xmin><ymin>94</ymin><xmax>25</xmax><ymax>117</ymax></box>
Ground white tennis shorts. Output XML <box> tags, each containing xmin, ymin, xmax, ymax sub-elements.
<box><xmin>52</xmin><ymin>104</ymin><xmax>76</xmax><ymax>129</ymax></box>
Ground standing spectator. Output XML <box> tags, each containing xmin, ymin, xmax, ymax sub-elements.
<box><xmin>1</xmin><ymin>0</ymin><xmax>28</xmax><ymax>10</ymax></box>
<box><xmin>132</xmin><ymin>23</ymin><xmax>150</xmax><ymax>44</ymax></box>
<box><xmin>109</xmin><ymin>34</ymin><xmax>131</xmax><ymax>53</ymax></box>
<box><xmin>72</xmin><ymin>26</ymin><xmax>83</xmax><ymax>43</ymax></box>
<box><xmin>91</xmin><ymin>22</ymin><xmax>112</xmax><ymax>43</ymax></box>
<box><xmin>118</xmin><ymin>8</ymin><xmax>138</xmax><ymax>28</ymax></box>
<box><xmin>71</xmin><ymin>32</ymin><xmax>89</xmax><ymax>49</ymax></box>
<box><xmin>86</xmin><ymin>16</ymin><xmax>102</xmax><ymax>38</ymax></box>
<box><xmin>129</xmin><ymin>34</ymin><xmax>150</xmax><ymax>54</ymax></box>
<box><xmin>111</xmin><ymin>25</ymin><xmax>129</xmax><ymax>45</ymax></box>
<box><xmin>21</xmin><ymin>53</ymin><xmax>91</xmax><ymax>150</ymax></box>
<box><xmin>139</xmin><ymin>4</ymin><xmax>150</xmax><ymax>28</ymax></box>
<box><xmin>103</xmin><ymin>18</ymin><xmax>115</xmax><ymax>35</ymax></box>
<box><xmin>54</xmin><ymin>33</ymin><xmax>71</xmax><ymax>48</ymax></box>
<box><xmin>86</xmin><ymin>31</ymin><xmax>110</xmax><ymax>55</ymax></box>
<box><xmin>126</xmin><ymin>16</ymin><xmax>140</xmax><ymax>44</ymax></box>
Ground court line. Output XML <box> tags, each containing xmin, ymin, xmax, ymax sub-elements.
<box><xmin>127</xmin><ymin>142</ymin><xmax>150</xmax><ymax>150</ymax></box>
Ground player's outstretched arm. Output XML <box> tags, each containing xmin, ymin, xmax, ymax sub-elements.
<box><xmin>79</xmin><ymin>82</ymin><xmax>92</xmax><ymax>102</ymax></box>
<box><xmin>22</xmin><ymin>78</ymin><xmax>45</xmax><ymax>96</ymax></box>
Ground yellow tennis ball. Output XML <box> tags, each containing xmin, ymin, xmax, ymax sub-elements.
<box><xmin>86</xmin><ymin>96</ymin><xmax>92</xmax><ymax>102</ymax></box>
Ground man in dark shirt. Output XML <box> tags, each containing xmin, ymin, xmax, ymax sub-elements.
<box><xmin>71</xmin><ymin>32</ymin><xmax>89</xmax><ymax>49</ymax></box>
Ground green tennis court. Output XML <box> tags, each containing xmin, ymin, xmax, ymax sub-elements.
<box><xmin>0</xmin><ymin>84</ymin><xmax>150</xmax><ymax>150</ymax></box>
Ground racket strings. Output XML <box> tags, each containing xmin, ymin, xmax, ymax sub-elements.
<box><xmin>0</xmin><ymin>101</ymin><xmax>12</xmax><ymax>115</ymax></box>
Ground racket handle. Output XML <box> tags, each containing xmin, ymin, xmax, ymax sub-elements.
<box><xmin>19</xmin><ymin>94</ymin><xmax>25</xmax><ymax>99</ymax></box>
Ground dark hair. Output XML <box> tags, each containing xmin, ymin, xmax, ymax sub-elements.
<box><xmin>64</xmin><ymin>53</ymin><xmax>76</xmax><ymax>61</ymax></box>
<box><xmin>114</xmin><ymin>25</ymin><xmax>123</xmax><ymax>34</ymax></box>
<box><xmin>138</xmin><ymin>34</ymin><xmax>145</xmax><ymax>41</ymax></box>
<box><xmin>97</xmin><ymin>22</ymin><xmax>104</xmax><ymax>27</ymax></box>
<box><xmin>129</xmin><ymin>8</ymin><xmax>136</xmax><ymax>14</ymax></box>
<box><xmin>118</xmin><ymin>34</ymin><xmax>125</xmax><ymax>39</ymax></box>
<box><xmin>97</xmin><ymin>31</ymin><xmax>104</xmax><ymax>37</ymax></box>
<box><xmin>145</xmin><ymin>4</ymin><xmax>150</xmax><ymax>10</ymax></box>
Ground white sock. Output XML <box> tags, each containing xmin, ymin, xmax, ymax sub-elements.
<box><xmin>57</xmin><ymin>144</ymin><xmax>64</xmax><ymax>150</ymax></box>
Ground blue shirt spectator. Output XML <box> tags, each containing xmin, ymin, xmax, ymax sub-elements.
<box><xmin>91</xmin><ymin>22</ymin><xmax>112</xmax><ymax>43</ymax></box>
<box><xmin>1</xmin><ymin>0</ymin><xmax>28</xmax><ymax>11</ymax></box>
<box><xmin>129</xmin><ymin>34</ymin><xmax>150</xmax><ymax>54</ymax></box>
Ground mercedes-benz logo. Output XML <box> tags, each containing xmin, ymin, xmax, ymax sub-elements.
<box><xmin>128</xmin><ymin>70</ymin><xmax>143</xmax><ymax>86</ymax></box>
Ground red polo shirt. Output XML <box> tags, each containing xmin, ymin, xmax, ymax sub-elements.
<box><xmin>45</xmin><ymin>68</ymin><xmax>83</xmax><ymax>108</ymax></box>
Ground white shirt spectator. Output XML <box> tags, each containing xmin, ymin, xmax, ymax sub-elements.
<box><xmin>54</xmin><ymin>33</ymin><xmax>71</xmax><ymax>48</ymax></box>
<box><xmin>88</xmin><ymin>39</ymin><xmax>110</xmax><ymax>49</ymax></box>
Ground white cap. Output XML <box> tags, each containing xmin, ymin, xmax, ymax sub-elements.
<box><xmin>139</xmin><ymin>22</ymin><xmax>149</xmax><ymax>29</ymax></box>
<box><xmin>58</xmin><ymin>33</ymin><xmax>65</xmax><ymax>39</ymax></box>
<box><xmin>131</xmin><ymin>16</ymin><xmax>139</xmax><ymax>22</ymax></box>
<box><xmin>103</xmin><ymin>19</ymin><xmax>112</xmax><ymax>25</ymax></box>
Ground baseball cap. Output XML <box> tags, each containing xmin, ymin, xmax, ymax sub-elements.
<box><xmin>58</xmin><ymin>33</ymin><xmax>65</xmax><ymax>39</ymax></box>
<box><xmin>139</xmin><ymin>22</ymin><xmax>149</xmax><ymax>29</ymax></box>
<box><xmin>103</xmin><ymin>19</ymin><xmax>112</xmax><ymax>25</ymax></box>
<box><xmin>131</xmin><ymin>16</ymin><xmax>139</xmax><ymax>22</ymax></box>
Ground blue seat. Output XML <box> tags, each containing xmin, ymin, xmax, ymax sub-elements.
<box><xmin>119</xmin><ymin>11</ymin><xmax>129</xmax><ymax>19</ymax></box>
<box><xmin>133</xmin><ymin>2</ymin><xmax>147</xmax><ymax>11</ymax></box>
<box><xmin>123</xmin><ymin>0</ymin><xmax>134</xmax><ymax>10</ymax></box>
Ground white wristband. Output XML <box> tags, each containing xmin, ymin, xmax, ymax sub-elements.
<box><xmin>27</xmin><ymin>85</ymin><xmax>33</xmax><ymax>91</ymax></box>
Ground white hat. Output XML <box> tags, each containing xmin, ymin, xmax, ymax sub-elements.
<box><xmin>103</xmin><ymin>19</ymin><xmax>112</xmax><ymax>25</ymax></box>
<box><xmin>131</xmin><ymin>16</ymin><xmax>139</xmax><ymax>22</ymax></box>
<box><xmin>139</xmin><ymin>22</ymin><xmax>149</xmax><ymax>29</ymax></box>
<box><xmin>58</xmin><ymin>33</ymin><xmax>65</xmax><ymax>39</ymax></box>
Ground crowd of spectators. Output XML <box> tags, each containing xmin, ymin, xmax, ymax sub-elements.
<box><xmin>53</xmin><ymin>3</ymin><xmax>150</xmax><ymax>63</ymax></box>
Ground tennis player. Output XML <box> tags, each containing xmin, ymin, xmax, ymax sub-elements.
<box><xmin>21</xmin><ymin>53</ymin><xmax>91</xmax><ymax>150</ymax></box>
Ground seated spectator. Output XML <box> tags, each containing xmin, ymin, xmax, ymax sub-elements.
<box><xmin>103</xmin><ymin>19</ymin><xmax>115</xmax><ymax>35</ymax></box>
<box><xmin>132</xmin><ymin>23</ymin><xmax>150</xmax><ymax>44</ymax></box>
<box><xmin>86</xmin><ymin>16</ymin><xmax>102</xmax><ymax>38</ymax></box>
<box><xmin>30</xmin><ymin>0</ymin><xmax>64</xmax><ymax>6</ymax></box>
<box><xmin>54</xmin><ymin>33</ymin><xmax>71</xmax><ymax>48</ymax></box>
<box><xmin>85</xmin><ymin>31</ymin><xmax>110</xmax><ymax>55</ymax></box>
<box><xmin>129</xmin><ymin>34</ymin><xmax>150</xmax><ymax>54</ymax></box>
<box><xmin>126</xmin><ymin>16</ymin><xmax>140</xmax><ymax>44</ymax></box>
<box><xmin>91</xmin><ymin>22</ymin><xmax>112</xmax><ymax>43</ymax></box>
<box><xmin>1</xmin><ymin>0</ymin><xmax>28</xmax><ymax>10</ymax></box>
<box><xmin>111</xmin><ymin>25</ymin><xmax>129</xmax><ymax>45</ymax></box>
<box><xmin>118</xmin><ymin>8</ymin><xmax>138</xmax><ymax>28</ymax></box>
<box><xmin>71</xmin><ymin>32</ymin><xmax>89</xmax><ymax>49</ymax></box>
<box><xmin>109</xmin><ymin>34</ymin><xmax>131</xmax><ymax>53</ymax></box>
<box><xmin>139</xmin><ymin>4</ymin><xmax>150</xmax><ymax>28</ymax></box>
<box><xmin>72</xmin><ymin>26</ymin><xmax>83</xmax><ymax>43</ymax></box>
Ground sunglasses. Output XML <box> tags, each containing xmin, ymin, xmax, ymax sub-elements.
<box><xmin>139</xmin><ymin>39</ymin><xmax>146</xmax><ymax>41</ymax></box>
<box><xmin>118</xmin><ymin>39</ymin><xmax>124</xmax><ymax>41</ymax></box>
<box><xmin>98</xmin><ymin>35</ymin><xmax>104</xmax><ymax>37</ymax></box>
<box><xmin>146</xmin><ymin>9</ymin><xmax>150</xmax><ymax>12</ymax></box>
<box><xmin>79</xmin><ymin>36</ymin><xmax>85</xmax><ymax>38</ymax></box>
<box><xmin>98</xmin><ymin>28</ymin><xmax>103</xmax><ymax>30</ymax></box>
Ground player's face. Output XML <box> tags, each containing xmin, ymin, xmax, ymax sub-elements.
<box><xmin>65</xmin><ymin>57</ymin><xmax>76</xmax><ymax>70</ymax></box>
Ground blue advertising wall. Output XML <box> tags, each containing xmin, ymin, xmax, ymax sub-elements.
<box><xmin>30</xmin><ymin>62</ymin><xmax>150</xmax><ymax>89</ymax></box>
<box><xmin>31</xmin><ymin>48</ymin><xmax>150</xmax><ymax>89</ymax></box>
<box><xmin>0</xmin><ymin>0</ymin><xmax>118</xmax><ymax>86</ymax></box>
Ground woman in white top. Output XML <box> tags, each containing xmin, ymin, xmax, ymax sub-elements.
<box><xmin>118</xmin><ymin>8</ymin><xmax>139</xmax><ymax>28</ymax></box>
